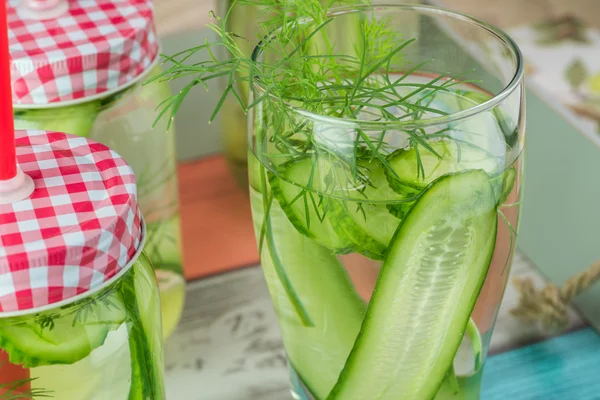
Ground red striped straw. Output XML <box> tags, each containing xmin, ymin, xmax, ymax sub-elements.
<box><xmin>0</xmin><ymin>4</ymin><xmax>30</xmax><ymax>393</ymax></box>
<box><xmin>0</xmin><ymin>0</ymin><xmax>16</xmax><ymax>181</ymax></box>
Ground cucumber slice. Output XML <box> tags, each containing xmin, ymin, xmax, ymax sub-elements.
<box><xmin>270</xmin><ymin>159</ymin><xmax>353</xmax><ymax>254</ymax></box>
<box><xmin>145</xmin><ymin>214</ymin><xmax>183</xmax><ymax>273</ymax></box>
<box><xmin>0</xmin><ymin>289</ymin><xmax>126</xmax><ymax>368</ymax></box>
<box><xmin>492</xmin><ymin>166</ymin><xmax>516</xmax><ymax>206</ymax></box>
<box><xmin>249</xmin><ymin>150</ymin><xmax>264</xmax><ymax>192</ymax></box>
<box><xmin>251</xmin><ymin>188</ymin><xmax>366</xmax><ymax>399</ymax></box>
<box><xmin>456</xmin><ymin>89</ymin><xmax>519</xmax><ymax>148</ymax></box>
<box><xmin>272</xmin><ymin>157</ymin><xmax>418</xmax><ymax>258</ymax></box>
<box><xmin>14</xmin><ymin>101</ymin><xmax>101</xmax><ymax>138</ymax></box>
<box><xmin>327</xmin><ymin>170</ymin><xmax>498</xmax><ymax>400</ymax></box>
<box><xmin>356</xmin><ymin>158</ymin><xmax>420</xmax><ymax>204</ymax></box>
<box><xmin>386</xmin><ymin>140</ymin><xmax>501</xmax><ymax>190</ymax></box>
<box><xmin>328</xmin><ymin>159</ymin><xmax>417</xmax><ymax>259</ymax></box>
<box><xmin>328</xmin><ymin>200</ymin><xmax>393</xmax><ymax>260</ymax></box>
<box><xmin>123</xmin><ymin>254</ymin><xmax>165</xmax><ymax>400</ymax></box>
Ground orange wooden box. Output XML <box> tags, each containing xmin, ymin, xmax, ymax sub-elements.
<box><xmin>178</xmin><ymin>155</ymin><xmax>259</xmax><ymax>280</ymax></box>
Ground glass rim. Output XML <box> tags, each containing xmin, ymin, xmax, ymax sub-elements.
<box><xmin>250</xmin><ymin>3</ymin><xmax>524</xmax><ymax>129</ymax></box>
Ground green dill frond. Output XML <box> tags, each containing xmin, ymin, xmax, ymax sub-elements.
<box><xmin>0</xmin><ymin>377</ymin><xmax>54</xmax><ymax>399</ymax></box>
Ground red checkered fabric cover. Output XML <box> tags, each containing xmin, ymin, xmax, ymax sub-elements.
<box><xmin>8</xmin><ymin>0</ymin><xmax>158</xmax><ymax>106</ymax></box>
<box><xmin>0</xmin><ymin>130</ymin><xmax>142</xmax><ymax>314</ymax></box>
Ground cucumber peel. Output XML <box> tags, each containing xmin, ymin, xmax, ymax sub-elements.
<box><xmin>327</xmin><ymin>170</ymin><xmax>498</xmax><ymax>400</ymax></box>
<box><xmin>250</xmin><ymin>187</ymin><xmax>366</xmax><ymax>399</ymax></box>
<box><xmin>327</xmin><ymin>200</ymin><xmax>392</xmax><ymax>259</ymax></box>
<box><xmin>269</xmin><ymin>159</ymin><xmax>354</xmax><ymax>254</ymax></box>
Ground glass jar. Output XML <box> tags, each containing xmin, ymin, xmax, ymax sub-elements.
<box><xmin>13</xmin><ymin>65</ymin><xmax>187</xmax><ymax>340</ymax></box>
<box><xmin>0</xmin><ymin>252</ymin><xmax>165</xmax><ymax>400</ymax></box>
<box><xmin>0</xmin><ymin>129</ymin><xmax>166</xmax><ymax>399</ymax></box>
<box><xmin>8</xmin><ymin>0</ymin><xmax>185</xmax><ymax>340</ymax></box>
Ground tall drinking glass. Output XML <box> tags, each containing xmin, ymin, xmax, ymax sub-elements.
<box><xmin>248</xmin><ymin>5</ymin><xmax>524</xmax><ymax>400</ymax></box>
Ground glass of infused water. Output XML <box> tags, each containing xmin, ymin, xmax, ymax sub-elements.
<box><xmin>246</xmin><ymin>4</ymin><xmax>525</xmax><ymax>400</ymax></box>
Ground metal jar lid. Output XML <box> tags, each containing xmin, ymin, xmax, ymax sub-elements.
<box><xmin>0</xmin><ymin>130</ymin><xmax>143</xmax><ymax>314</ymax></box>
<box><xmin>8</xmin><ymin>0</ymin><xmax>158</xmax><ymax>106</ymax></box>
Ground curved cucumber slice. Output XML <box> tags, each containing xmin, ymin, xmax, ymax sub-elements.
<box><xmin>145</xmin><ymin>214</ymin><xmax>183</xmax><ymax>273</ymax></box>
<box><xmin>123</xmin><ymin>254</ymin><xmax>165</xmax><ymax>400</ymax></box>
<box><xmin>0</xmin><ymin>290</ymin><xmax>126</xmax><ymax>368</ymax></box>
<box><xmin>456</xmin><ymin>89</ymin><xmax>519</xmax><ymax>148</ymax></box>
<box><xmin>492</xmin><ymin>166</ymin><xmax>517</xmax><ymax>206</ymax></box>
<box><xmin>328</xmin><ymin>200</ymin><xmax>395</xmax><ymax>260</ymax></box>
<box><xmin>250</xmin><ymin>188</ymin><xmax>366</xmax><ymax>399</ymax></box>
<box><xmin>14</xmin><ymin>101</ymin><xmax>101</xmax><ymax>138</ymax></box>
<box><xmin>328</xmin><ymin>159</ymin><xmax>417</xmax><ymax>260</ymax></box>
<box><xmin>386</xmin><ymin>140</ymin><xmax>501</xmax><ymax>190</ymax></box>
<box><xmin>272</xmin><ymin>157</ymin><xmax>418</xmax><ymax>259</ymax></box>
<box><xmin>328</xmin><ymin>170</ymin><xmax>498</xmax><ymax>400</ymax></box>
<box><xmin>270</xmin><ymin>159</ymin><xmax>353</xmax><ymax>254</ymax></box>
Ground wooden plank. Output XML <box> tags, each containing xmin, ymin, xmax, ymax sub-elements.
<box><xmin>483</xmin><ymin>328</ymin><xmax>600</xmax><ymax>400</ymax></box>
<box><xmin>164</xmin><ymin>267</ymin><xmax>290</xmax><ymax>399</ymax></box>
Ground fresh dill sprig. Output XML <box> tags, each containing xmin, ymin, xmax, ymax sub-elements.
<box><xmin>148</xmin><ymin>0</ymin><xmax>466</xmax><ymax>206</ymax></box>
<box><xmin>0</xmin><ymin>376</ymin><xmax>53</xmax><ymax>399</ymax></box>
<box><xmin>34</xmin><ymin>285</ymin><xmax>123</xmax><ymax>331</ymax></box>
<box><xmin>148</xmin><ymin>0</ymin><xmax>478</xmax><ymax>324</ymax></box>
<box><xmin>149</xmin><ymin>0</ymin><xmax>455</xmax><ymax>139</ymax></box>
<box><xmin>35</xmin><ymin>314</ymin><xmax>57</xmax><ymax>332</ymax></box>
<box><xmin>72</xmin><ymin>291</ymin><xmax>122</xmax><ymax>327</ymax></box>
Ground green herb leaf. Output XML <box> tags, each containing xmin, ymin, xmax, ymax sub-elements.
<box><xmin>0</xmin><ymin>377</ymin><xmax>54</xmax><ymax>399</ymax></box>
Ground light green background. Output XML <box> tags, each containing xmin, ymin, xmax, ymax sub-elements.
<box><xmin>518</xmin><ymin>91</ymin><xmax>600</xmax><ymax>330</ymax></box>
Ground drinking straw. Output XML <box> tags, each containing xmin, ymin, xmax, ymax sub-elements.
<box><xmin>0</xmin><ymin>2</ymin><xmax>32</xmax><ymax>395</ymax></box>
<box><xmin>0</xmin><ymin>0</ymin><xmax>16</xmax><ymax>181</ymax></box>
<box><xmin>0</xmin><ymin>0</ymin><xmax>34</xmax><ymax>205</ymax></box>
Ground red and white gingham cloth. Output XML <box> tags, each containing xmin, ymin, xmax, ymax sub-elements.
<box><xmin>0</xmin><ymin>130</ymin><xmax>142</xmax><ymax>314</ymax></box>
<box><xmin>8</xmin><ymin>0</ymin><xmax>158</xmax><ymax>106</ymax></box>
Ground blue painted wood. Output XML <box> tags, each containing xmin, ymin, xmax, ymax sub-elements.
<box><xmin>482</xmin><ymin>328</ymin><xmax>600</xmax><ymax>400</ymax></box>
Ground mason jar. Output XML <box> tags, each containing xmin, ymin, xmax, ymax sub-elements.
<box><xmin>0</xmin><ymin>130</ymin><xmax>165</xmax><ymax>399</ymax></box>
<box><xmin>8</xmin><ymin>0</ymin><xmax>185</xmax><ymax>339</ymax></box>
